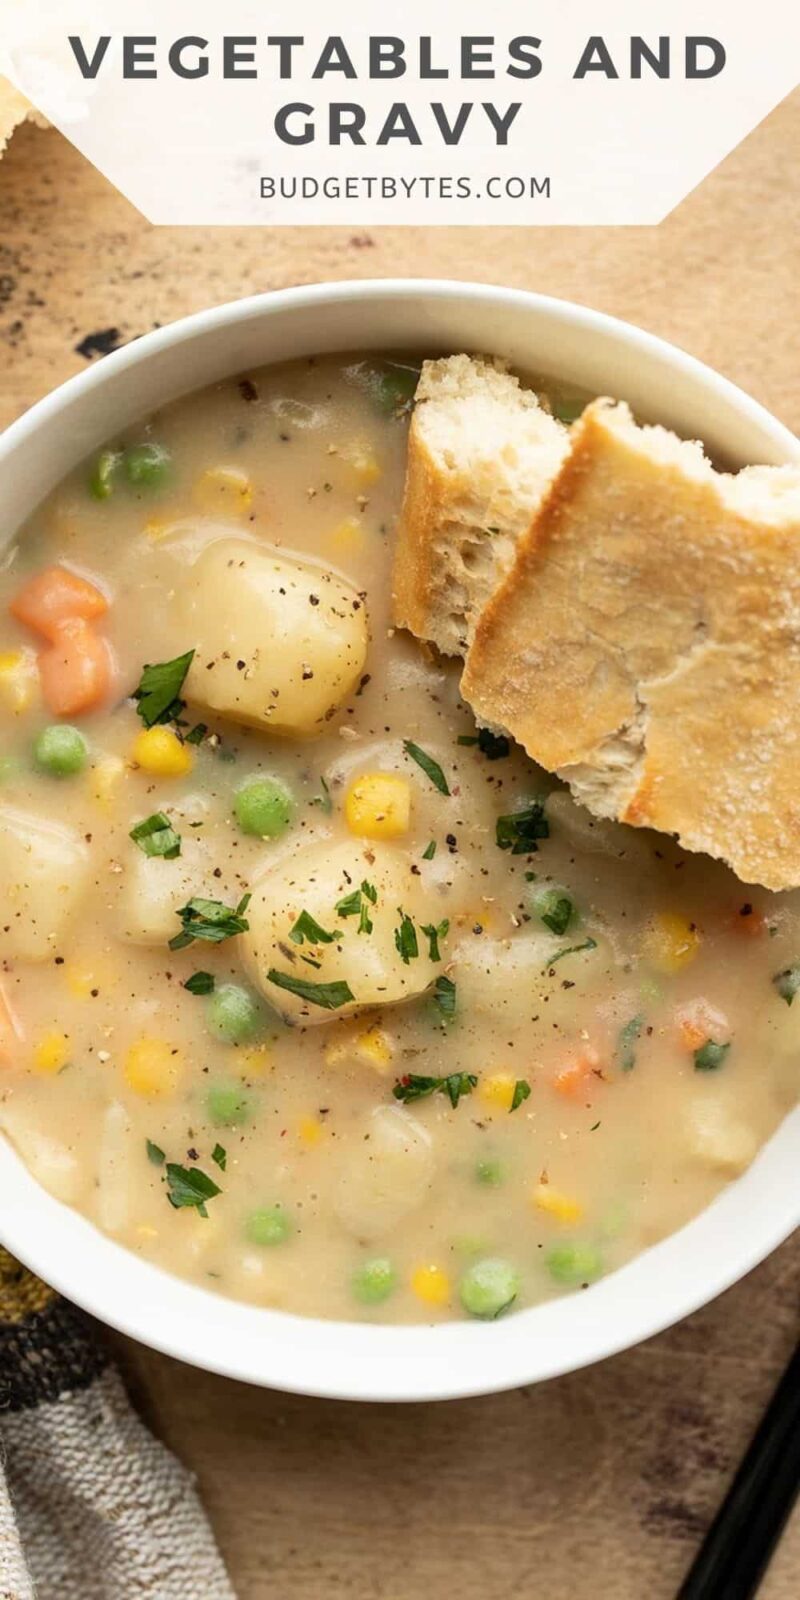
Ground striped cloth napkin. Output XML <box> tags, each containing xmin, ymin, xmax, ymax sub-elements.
<box><xmin>0</xmin><ymin>1248</ymin><xmax>235</xmax><ymax>1600</ymax></box>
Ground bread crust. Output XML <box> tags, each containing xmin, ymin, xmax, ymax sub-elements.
<box><xmin>392</xmin><ymin>355</ymin><xmax>567</xmax><ymax>656</ymax></box>
<box><xmin>463</xmin><ymin>399</ymin><xmax>800</xmax><ymax>890</ymax></box>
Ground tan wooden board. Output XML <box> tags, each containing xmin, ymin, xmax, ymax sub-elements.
<box><xmin>0</xmin><ymin>95</ymin><xmax>798</xmax><ymax>1600</ymax></box>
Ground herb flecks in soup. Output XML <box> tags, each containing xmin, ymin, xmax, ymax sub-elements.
<box><xmin>0</xmin><ymin>356</ymin><xmax>797</xmax><ymax>1324</ymax></box>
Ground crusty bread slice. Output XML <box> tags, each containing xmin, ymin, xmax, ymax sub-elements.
<box><xmin>392</xmin><ymin>355</ymin><xmax>568</xmax><ymax>656</ymax></box>
<box><xmin>462</xmin><ymin>399</ymin><xmax>800</xmax><ymax>891</ymax></box>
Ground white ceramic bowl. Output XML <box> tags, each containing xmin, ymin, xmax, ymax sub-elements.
<box><xmin>1</xmin><ymin>280</ymin><xmax>798</xmax><ymax>1402</ymax></box>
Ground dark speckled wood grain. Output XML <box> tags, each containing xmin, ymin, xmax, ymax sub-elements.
<box><xmin>1</xmin><ymin>104</ymin><xmax>799</xmax><ymax>1600</ymax></box>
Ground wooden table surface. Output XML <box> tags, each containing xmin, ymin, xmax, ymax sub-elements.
<box><xmin>1</xmin><ymin>97</ymin><xmax>799</xmax><ymax>1600</ymax></box>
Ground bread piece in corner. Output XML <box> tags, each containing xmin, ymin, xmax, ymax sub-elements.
<box><xmin>463</xmin><ymin>398</ymin><xmax>800</xmax><ymax>891</ymax></box>
<box><xmin>392</xmin><ymin>355</ymin><xmax>569</xmax><ymax>656</ymax></box>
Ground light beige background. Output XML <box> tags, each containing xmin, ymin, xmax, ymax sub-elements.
<box><xmin>0</xmin><ymin>92</ymin><xmax>798</xmax><ymax>1600</ymax></box>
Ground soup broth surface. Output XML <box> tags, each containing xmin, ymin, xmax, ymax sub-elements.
<box><xmin>1</xmin><ymin>354</ymin><xmax>797</xmax><ymax>1323</ymax></box>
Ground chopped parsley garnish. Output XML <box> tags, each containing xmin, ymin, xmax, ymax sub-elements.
<box><xmin>773</xmin><ymin>966</ymin><xmax>800</xmax><ymax>1005</ymax></box>
<box><xmin>266</xmin><ymin>969</ymin><xmax>355</xmax><ymax>1010</ymax></box>
<box><xmin>457</xmin><ymin>729</ymin><xmax>510</xmax><ymax>759</ymax></box>
<box><xmin>694</xmin><ymin>1039</ymin><xmax>731</xmax><ymax>1072</ymax></box>
<box><xmin>433</xmin><ymin>974</ymin><xmax>457</xmax><ymax>1020</ymax></box>
<box><xmin>169</xmin><ymin>893</ymin><xmax>251</xmax><ymax>950</ymax></box>
<box><xmin>422</xmin><ymin>840</ymin><xmax>437</xmax><ymax>860</ymax></box>
<box><xmin>335</xmin><ymin>880</ymin><xmax>376</xmax><ymax>935</ymax></box>
<box><xmin>185</xmin><ymin>722</ymin><xmax>208</xmax><ymax>746</ymax></box>
<box><xmin>289</xmin><ymin>911</ymin><xmax>340</xmax><ymax>946</ymax></box>
<box><xmin>534</xmin><ymin>889</ymin><xmax>574</xmax><ymax>937</ymax></box>
<box><xmin>184</xmin><ymin>971</ymin><xmax>215</xmax><ymax>996</ymax></box>
<box><xmin>129</xmin><ymin>811</ymin><xmax>182</xmax><ymax>860</ymax></box>
<box><xmin>549</xmin><ymin>936</ymin><xmax>598</xmax><ymax>966</ymax></box>
<box><xmin>165</xmin><ymin>1162</ymin><xmax>221</xmax><ymax>1216</ymax></box>
<box><xmin>133</xmin><ymin>649</ymin><xmax>195</xmax><ymax>728</ymax></box>
<box><xmin>421</xmin><ymin>919</ymin><xmax>449</xmax><ymax>962</ymax></box>
<box><xmin>510</xmin><ymin>1079</ymin><xmax>531</xmax><ymax>1112</ymax></box>
<box><xmin>211</xmin><ymin>1143</ymin><xmax>227</xmax><ymax>1172</ymax></box>
<box><xmin>146</xmin><ymin>1139</ymin><xmax>165</xmax><ymax>1166</ymax></box>
<box><xmin>311</xmin><ymin>776</ymin><xmax>333</xmax><ymax>814</ymax></box>
<box><xmin>403</xmin><ymin>740</ymin><xmax>450</xmax><ymax>796</ymax></box>
<box><xmin>393</xmin><ymin>1071</ymin><xmax>477</xmax><ymax>1108</ymax></box>
<box><xmin>496</xmin><ymin>799</ymin><xmax>549</xmax><ymax>854</ymax></box>
<box><xmin>616</xmin><ymin>1013</ymin><xmax>644</xmax><ymax>1072</ymax></box>
<box><xmin>394</xmin><ymin>909</ymin><xmax>419</xmax><ymax>964</ymax></box>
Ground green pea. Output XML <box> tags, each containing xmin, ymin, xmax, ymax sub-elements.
<box><xmin>33</xmin><ymin>724</ymin><xmax>88</xmax><ymax>778</ymax></box>
<box><xmin>352</xmin><ymin>1257</ymin><xmax>396</xmax><ymax>1305</ymax></box>
<box><xmin>374</xmin><ymin>363</ymin><xmax>419</xmax><ymax>416</ymax></box>
<box><xmin>246</xmin><ymin>1205</ymin><xmax>292</xmax><ymax>1247</ymax></box>
<box><xmin>459</xmin><ymin>1258</ymin><xmax>519</xmax><ymax>1320</ymax></box>
<box><xmin>552</xmin><ymin>396</ymin><xmax>586</xmax><ymax>425</ymax></box>
<box><xmin>475</xmin><ymin>1158</ymin><xmax>503</xmax><ymax>1186</ymax></box>
<box><xmin>89</xmin><ymin>448</ymin><xmax>122</xmax><ymax>501</ymax></box>
<box><xmin>546</xmin><ymin>1243</ymin><xmax>603</xmax><ymax>1288</ymax></box>
<box><xmin>233</xmin><ymin>776</ymin><xmax>293</xmax><ymax>838</ymax></box>
<box><xmin>532</xmin><ymin>886</ymin><xmax>574</xmax><ymax>937</ymax></box>
<box><xmin>206</xmin><ymin>983</ymin><xmax>262</xmax><ymax>1046</ymax></box>
<box><xmin>124</xmin><ymin>442</ymin><xmax>171</xmax><ymax>488</ymax></box>
<box><xmin>207</xmin><ymin>1082</ymin><xmax>253</xmax><ymax>1127</ymax></box>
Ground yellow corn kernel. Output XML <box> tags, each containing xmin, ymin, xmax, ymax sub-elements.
<box><xmin>297</xmin><ymin>1115</ymin><xmax>325</xmax><ymax>1148</ymax></box>
<box><xmin>479</xmin><ymin>1073</ymin><xmax>516</xmax><ymax>1112</ymax></box>
<box><xmin>193</xmin><ymin>465</ymin><xmax>253</xmax><ymax>515</ymax></box>
<box><xmin>124</xmin><ymin>1036</ymin><xmax>182</xmax><ymax>1099</ymax></box>
<box><xmin>0</xmin><ymin>648</ymin><xmax>38</xmax><ymax>715</ymax></box>
<box><xmin>329</xmin><ymin>516</ymin><xmax>365</xmax><ymax>553</ymax></box>
<box><xmin>91</xmin><ymin>754</ymin><xmax>126</xmax><ymax>811</ymax></box>
<box><xmin>325</xmin><ymin>1022</ymin><xmax>394</xmax><ymax>1075</ymax></box>
<box><xmin>143</xmin><ymin>516</ymin><xmax>175</xmax><ymax>543</ymax></box>
<box><xmin>533</xmin><ymin>1184</ymin><xmax>584</xmax><ymax>1225</ymax></box>
<box><xmin>345</xmin><ymin>773</ymin><xmax>411</xmax><ymax>840</ymax></box>
<box><xmin>454</xmin><ymin>902</ymin><xmax>504</xmax><ymax>938</ymax></box>
<box><xmin>235</xmin><ymin>1045</ymin><xmax>273</xmax><ymax>1080</ymax></box>
<box><xmin>33</xmin><ymin>1031</ymin><xmax>70</xmax><ymax>1076</ymax></box>
<box><xmin>411</xmin><ymin>1264</ymin><xmax>451</xmax><ymax>1307</ymax></box>
<box><xmin>642</xmin><ymin>912</ymin><xmax>700</xmax><ymax>974</ymax></box>
<box><xmin>355</xmin><ymin>1024</ymin><xmax>393</xmax><ymax>1072</ymax></box>
<box><xmin>130</xmin><ymin>726</ymin><xmax>194</xmax><ymax>779</ymax></box>
<box><xmin>63</xmin><ymin>954</ymin><xmax>115</xmax><ymax>1000</ymax></box>
<box><xmin>339</xmin><ymin>445</ymin><xmax>382</xmax><ymax>488</ymax></box>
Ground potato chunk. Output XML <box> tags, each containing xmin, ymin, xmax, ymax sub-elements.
<box><xmin>242</xmin><ymin>839</ymin><xmax>441</xmax><ymax>1024</ymax></box>
<box><xmin>0</xmin><ymin>804</ymin><xmax>90</xmax><ymax>960</ymax></box>
<box><xmin>178</xmin><ymin>538</ymin><xmax>368</xmax><ymax>735</ymax></box>
<box><xmin>117</xmin><ymin>802</ymin><xmax>236</xmax><ymax>946</ymax></box>
<box><xmin>333</xmin><ymin>1105</ymin><xmax>434</xmax><ymax>1239</ymax></box>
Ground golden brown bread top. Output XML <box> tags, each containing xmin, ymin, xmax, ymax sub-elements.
<box><xmin>462</xmin><ymin>400</ymin><xmax>800</xmax><ymax>890</ymax></box>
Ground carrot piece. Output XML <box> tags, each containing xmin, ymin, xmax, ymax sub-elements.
<box><xmin>677</xmin><ymin>1000</ymin><xmax>730</xmax><ymax>1052</ymax></box>
<box><xmin>38</xmin><ymin>618</ymin><xmax>113</xmax><ymax>716</ymax></box>
<box><xmin>0</xmin><ymin>982</ymin><xmax>23</xmax><ymax>1067</ymax></box>
<box><xmin>10</xmin><ymin>565</ymin><xmax>108</xmax><ymax>642</ymax></box>
<box><xmin>553</xmin><ymin>1050</ymin><xmax>601</xmax><ymax>1098</ymax></box>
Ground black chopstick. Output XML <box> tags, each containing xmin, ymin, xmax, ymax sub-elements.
<box><xmin>677</xmin><ymin>1339</ymin><xmax>800</xmax><ymax>1600</ymax></box>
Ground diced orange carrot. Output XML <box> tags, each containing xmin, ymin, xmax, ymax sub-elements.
<box><xmin>10</xmin><ymin>565</ymin><xmax>108</xmax><ymax>642</ymax></box>
<box><xmin>0</xmin><ymin>983</ymin><xmax>23</xmax><ymax>1067</ymax></box>
<box><xmin>553</xmin><ymin>1049</ymin><xmax>601</xmax><ymax>1099</ymax></box>
<box><xmin>38</xmin><ymin>619</ymin><xmax>113</xmax><ymax>716</ymax></box>
<box><xmin>677</xmin><ymin>999</ymin><xmax>730</xmax><ymax>1052</ymax></box>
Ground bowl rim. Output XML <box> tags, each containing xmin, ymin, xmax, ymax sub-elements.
<box><xmin>1</xmin><ymin>277</ymin><xmax>798</xmax><ymax>1402</ymax></box>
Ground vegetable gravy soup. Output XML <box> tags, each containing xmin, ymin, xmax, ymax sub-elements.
<box><xmin>0</xmin><ymin>355</ymin><xmax>797</xmax><ymax>1323</ymax></box>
